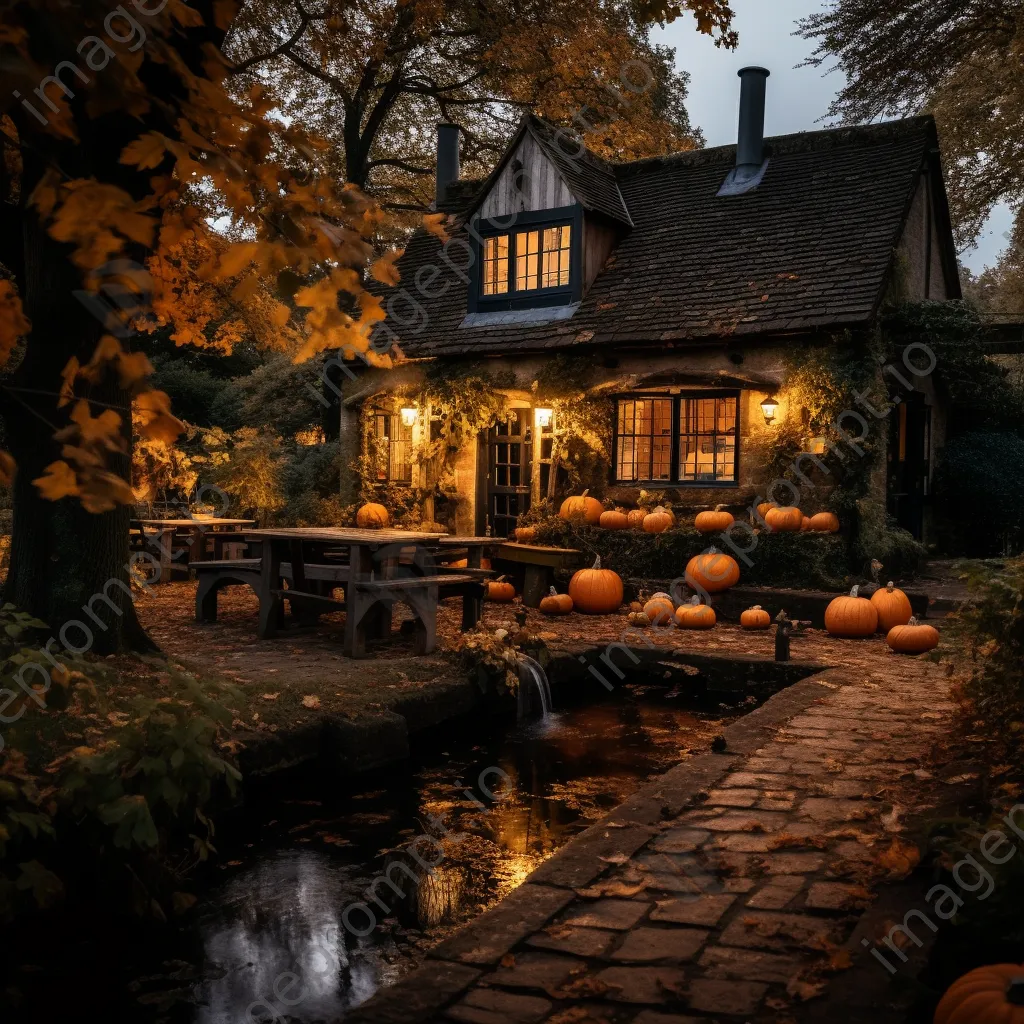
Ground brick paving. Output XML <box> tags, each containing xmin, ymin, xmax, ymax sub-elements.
<box><xmin>348</xmin><ymin>644</ymin><xmax>951</xmax><ymax>1024</ymax></box>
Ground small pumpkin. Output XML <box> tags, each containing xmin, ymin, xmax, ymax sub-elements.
<box><xmin>887</xmin><ymin>617</ymin><xmax>939</xmax><ymax>654</ymax></box>
<box><xmin>629</xmin><ymin>599</ymin><xmax>645</xmax><ymax>614</ymax></box>
<box><xmin>934</xmin><ymin>963</ymin><xmax>1024</xmax><ymax>1024</ymax></box>
<box><xmin>695</xmin><ymin>504</ymin><xmax>734</xmax><ymax>534</ymax></box>
<box><xmin>800</xmin><ymin>516</ymin><xmax>813</xmax><ymax>532</ymax></box>
<box><xmin>756</xmin><ymin>501</ymin><xmax>776</xmax><ymax>521</ymax></box>
<box><xmin>486</xmin><ymin>577</ymin><xmax>516</xmax><ymax>602</ymax></box>
<box><xmin>568</xmin><ymin>555</ymin><xmax>623</xmax><ymax>614</ymax></box>
<box><xmin>740</xmin><ymin>605</ymin><xmax>771</xmax><ymax>630</ymax></box>
<box><xmin>643</xmin><ymin>506</ymin><xmax>674</xmax><ymax>534</ymax></box>
<box><xmin>765</xmin><ymin>505</ymin><xmax>803</xmax><ymax>532</ymax></box>
<box><xmin>559</xmin><ymin>489</ymin><xmax>603</xmax><ymax>525</ymax></box>
<box><xmin>627</xmin><ymin>610</ymin><xmax>651</xmax><ymax>628</ymax></box>
<box><xmin>809</xmin><ymin>511</ymin><xmax>840</xmax><ymax>533</ymax></box>
<box><xmin>600</xmin><ymin>509</ymin><xmax>630</xmax><ymax>531</ymax></box>
<box><xmin>870</xmin><ymin>580</ymin><xmax>913</xmax><ymax>631</ymax></box>
<box><xmin>686</xmin><ymin>547</ymin><xmax>740</xmax><ymax>594</ymax></box>
<box><xmin>627</xmin><ymin>509</ymin><xmax>647</xmax><ymax>531</ymax></box>
<box><xmin>539</xmin><ymin>587</ymin><xmax>573</xmax><ymax>615</ymax></box>
<box><xmin>514</xmin><ymin>526</ymin><xmax>538</xmax><ymax>543</ymax></box>
<box><xmin>675</xmin><ymin>596</ymin><xmax>716</xmax><ymax>630</ymax></box>
<box><xmin>449</xmin><ymin>557</ymin><xmax>493</xmax><ymax>570</ymax></box>
<box><xmin>824</xmin><ymin>585</ymin><xmax>878</xmax><ymax>637</ymax></box>
<box><xmin>643</xmin><ymin>596</ymin><xmax>675</xmax><ymax>626</ymax></box>
<box><xmin>356</xmin><ymin>502</ymin><xmax>390</xmax><ymax>529</ymax></box>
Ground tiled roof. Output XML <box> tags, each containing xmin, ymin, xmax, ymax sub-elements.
<box><xmin>384</xmin><ymin>115</ymin><xmax>949</xmax><ymax>360</ymax></box>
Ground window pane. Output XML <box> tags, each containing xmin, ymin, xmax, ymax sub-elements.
<box><xmin>482</xmin><ymin>235</ymin><xmax>509</xmax><ymax>295</ymax></box>
<box><xmin>541</xmin><ymin>225</ymin><xmax>572</xmax><ymax>287</ymax></box>
<box><xmin>516</xmin><ymin>230</ymin><xmax>540</xmax><ymax>290</ymax></box>
<box><xmin>370</xmin><ymin>409</ymin><xmax>412</xmax><ymax>484</ymax></box>
<box><xmin>678</xmin><ymin>395</ymin><xmax>738</xmax><ymax>483</ymax></box>
<box><xmin>615</xmin><ymin>396</ymin><xmax>672</xmax><ymax>482</ymax></box>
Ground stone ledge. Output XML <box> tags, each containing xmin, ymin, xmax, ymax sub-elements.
<box><xmin>342</xmin><ymin>961</ymin><xmax>482</xmax><ymax>1024</ymax></box>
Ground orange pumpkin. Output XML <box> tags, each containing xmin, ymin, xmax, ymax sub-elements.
<box><xmin>824</xmin><ymin>585</ymin><xmax>878</xmax><ymax>637</ymax></box>
<box><xmin>559</xmin><ymin>490</ymin><xmax>603</xmax><ymax>525</ymax></box>
<box><xmin>765</xmin><ymin>506</ymin><xmax>803</xmax><ymax>532</ymax></box>
<box><xmin>871</xmin><ymin>581</ymin><xmax>913</xmax><ymax>631</ymax></box>
<box><xmin>887</xmin><ymin>617</ymin><xmax>939</xmax><ymax>654</ymax></box>
<box><xmin>695</xmin><ymin>504</ymin><xmax>734</xmax><ymax>534</ymax></box>
<box><xmin>486</xmin><ymin>577</ymin><xmax>515</xmax><ymax>602</ymax></box>
<box><xmin>675</xmin><ymin>597</ymin><xmax>716</xmax><ymax>630</ymax></box>
<box><xmin>600</xmin><ymin>509</ymin><xmax>630</xmax><ymax>531</ymax></box>
<box><xmin>934</xmin><ymin>964</ymin><xmax>1024</xmax><ymax>1024</ymax></box>
<box><xmin>809</xmin><ymin>511</ymin><xmax>840</xmax><ymax>533</ymax></box>
<box><xmin>568</xmin><ymin>555</ymin><xmax>623</xmax><ymax>614</ymax></box>
<box><xmin>643</xmin><ymin>596</ymin><xmax>675</xmax><ymax>626</ymax></box>
<box><xmin>686</xmin><ymin>548</ymin><xmax>740</xmax><ymax>594</ymax></box>
<box><xmin>756</xmin><ymin>501</ymin><xmax>776</xmax><ymax>521</ymax></box>
<box><xmin>449</xmin><ymin>557</ymin><xmax>493</xmax><ymax>569</ymax></box>
<box><xmin>627</xmin><ymin>509</ymin><xmax>647</xmax><ymax>531</ymax></box>
<box><xmin>643</xmin><ymin>506</ymin><xmax>674</xmax><ymax>534</ymax></box>
<box><xmin>800</xmin><ymin>516</ymin><xmax>813</xmax><ymax>532</ymax></box>
<box><xmin>356</xmin><ymin>503</ymin><xmax>390</xmax><ymax>529</ymax></box>
<box><xmin>740</xmin><ymin>605</ymin><xmax>771</xmax><ymax>630</ymax></box>
<box><xmin>539</xmin><ymin>587</ymin><xmax>573</xmax><ymax>615</ymax></box>
<box><xmin>514</xmin><ymin>526</ymin><xmax>538</xmax><ymax>543</ymax></box>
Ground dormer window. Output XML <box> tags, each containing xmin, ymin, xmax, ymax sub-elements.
<box><xmin>469</xmin><ymin>205</ymin><xmax>581</xmax><ymax>313</ymax></box>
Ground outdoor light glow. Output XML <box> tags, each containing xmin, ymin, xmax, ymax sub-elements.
<box><xmin>760</xmin><ymin>396</ymin><xmax>779</xmax><ymax>425</ymax></box>
<box><xmin>535</xmin><ymin>407</ymin><xmax>553</xmax><ymax>428</ymax></box>
<box><xmin>400</xmin><ymin>407</ymin><xmax>417</xmax><ymax>427</ymax></box>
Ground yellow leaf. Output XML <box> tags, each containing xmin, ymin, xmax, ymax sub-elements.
<box><xmin>0</xmin><ymin>451</ymin><xmax>16</xmax><ymax>487</ymax></box>
<box><xmin>59</xmin><ymin>356</ymin><xmax>80</xmax><ymax>408</ymax></box>
<box><xmin>120</xmin><ymin>133</ymin><xmax>168</xmax><ymax>171</ymax></box>
<box><xmin>215</xmin><ymin>242</ymin><xmax>264</xmax><ymax>280</ymax></box>
<box><xmin>0</xmin><ymin>280</ymin><xmax>29</xmax><ymax>367</ymax></box>
<box><xmin>134</xmin><ymin>390</ymin><xmax>184</xmax><ymax>444</ymax></box>
<box><xmin>370</xmin><ymin>249</ymin><xmax>403</xmax><ymax>286</ymax></box>
<box><xmin>116</xmin><ymin>351</ymin><xmax>153</xmax><ymax>390</ymax></box>
<box><xmin>34</xmin><ymin>461</ymin><xmax>79</xmax><ymax>502</ymax></box>
<box><xmin>423</xmin><ymin>213</ymin><xmax>448</xmax><ymax>240</ymax></box>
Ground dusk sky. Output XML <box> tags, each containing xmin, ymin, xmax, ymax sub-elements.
<box><xmin>655</xmin><ymin>0</ymin><xmax>1012</xmax><ymax>273</ymax></box>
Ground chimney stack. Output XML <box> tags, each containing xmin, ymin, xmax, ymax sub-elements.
<box><xmin>718</xmin><ymin>67</ymin><xmax>770</xmax><ymax>196</ymax></box>
<box><xmin>435</xmin><ymin>123</ymin><xmax>461</xmax><ymax>206</ymax></box>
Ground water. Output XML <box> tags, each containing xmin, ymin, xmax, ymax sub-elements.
<box><xmin>517</xmin><ymin>655</ymin><xmax>553</xmax><ymax>721</ymax></box>
<box><xmin>16</xmin><ymin>685</ymin><xmax>743</xmax><ymax>1023</ymax></box>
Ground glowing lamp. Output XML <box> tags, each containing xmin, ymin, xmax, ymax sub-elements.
<box><xmin>535</xmin><ymin>407</ymin><xmax>553</xmax><ymax>428</ymax></box>
<box><xmin>760</xmin><ymin>395</ymin><xmax>779</xmax><ymax>426</ymax></box>
<box><xmin>400</xmin><ymin>407</ymin><xmax>417</xmax><ymax>427</ymax></box>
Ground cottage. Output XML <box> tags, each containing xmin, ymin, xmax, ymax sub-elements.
<box><xmin>340</xmin><ymin>68</ymin><xmax>959</xmax><ymax>546</ymax></box>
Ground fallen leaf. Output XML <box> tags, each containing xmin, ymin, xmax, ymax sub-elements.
<box><xmin>261</xmin><ymin>693</ymin><xmax>279</xmax><ymax>701</ymax></box>
<box><xmin>787</xmin><ymin>977</ymin><xmax>826</xmax><ymax>1001</ymax></box>
<box><xmin>500</xmin><ymin>954</ymin><xmax>515</xmax><ymax>968</ymax></box>
<box><xmin>301</xmin><ymin>694</ymin><xmax>321</xmax><ymax>709</ymax></box>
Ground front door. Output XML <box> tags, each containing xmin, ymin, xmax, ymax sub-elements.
<box><xmin>484</xmin><ymin>411</ymin><xmax>532</xmax><ymax>537</ymax></box>
<box><xmin>887</xmin><ymin>392</ymin><xmax>929</xmax><ymax>539</ymax></box>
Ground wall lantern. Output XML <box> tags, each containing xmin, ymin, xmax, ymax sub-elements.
<box><xmin>535</xmin><ymin>407</ymin><xmax>553</xmax><ymax>428</ymax></box>
<box><xmin>760</xmin><ymin>395</ymin><xmax>779</xmax><ymax>426</ymax></box>
<box><xmin>400</xmin><ymin>406</ymin><xmax>418</xmax><ymax>427</ymax></box>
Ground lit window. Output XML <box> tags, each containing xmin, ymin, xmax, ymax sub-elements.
<box><xmin>482</xmin><ymin>235</ymin><xmax>509</xmax><ymax>295</ymax></box>
<box><xmin>541</xmin><ymin>225</ymin><xmax>571</xmax><ymax>288</ymax></box>
<box><xmin>371</xmin><ymin>409</ymin><xmax>413</xmax><ymax>484</ymax></box>
<box><xmin>515</xmin><ymin>229</ymin><xmax>540</xmax><ymax>291</ymax></box>
<box><xmin>614</xmin><ymin>394</ymin><xmax>739</xmax><ymax>485</ymax></box>
<box><xmin>515</xmin><ymin>225</ymin><xmax>571</xmax><ymax>291</ymax></box>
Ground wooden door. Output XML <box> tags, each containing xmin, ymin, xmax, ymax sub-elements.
<box><xmin>887</xmin><ymin>392</ymin><xmax>928</xmax><ymax>539</ymax></box>
<box><xmin>485</xmin><ymin>410</ymin><xmax>532</xmax><ymax>537</ymax></box>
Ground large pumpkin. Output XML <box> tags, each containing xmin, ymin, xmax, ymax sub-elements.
<box><xmin>934</xmin><ymin>964</ymin><xmax>1024</xmax><ymax>1024</ymax></box>
<box><xmin>539</xmin><ymin>587</ymin><xmax>573</xmax><ymax>615</ymax></box>
<box><xmin>686</xmin><ymin>548</ymin><xmax>740</xmax><ymax>594</ymax></box>
<box><xmin>871</xmin><ymin>581</ymin><xmax>913</xmax><ymax>631</ymax></box>
<box><xmin>627</xmin><ymin>509</ymin><xmax>647</xmax><ymax>531</ymax></box>
<box><xmin>824</xmin><ymin>585</ymin><xmax>878</xmax><ymax>637</ymax></box>
<box><xmin>765</xmin><ymin>506</ymin><xmax>803</xmax><ymax>532</ymax></box>
<box><xmin>740</xmin><ymin>605</ymin><xmax>771</xmax><ymax>630</ymax></box>
<box><xmin>486</xmin><ymin>577</ymin><xmax>516</xmax><ymax>602</ymax></box>
<box><xmin>676</xmin><ymin>597</ymin><xmax>716</xmax><ymax>630</ymax></box>
<box><xmin>887</xmin><ymin>618</ymin><xmax>939</xmax><ymax>654</ymax></box>
<box><xmin>356</xmin><ymin>503</ymin><xmax>390</xmax><ymax>529</ymax></box>
<box><xmin>643</xmin><ymin>595</ymin><xmax>675</xmax><ymax>626</ymax></box>
<box><xmin>568</xmin><ymin>555</ymin><xmax>623</xmax><ymax>614</ymax></box>
<box><xmin>695</xmin><ymin>505</ymin><xmax>734</xmax><ymax>534</ymax></box>
<box><xmin>559</xmin><ymin>490</ymin><xmax>603</xmax><ymax>525</ymax></box>
<box><xmin>600</xmin><ymin>509</ymin><xmax>629</xmax><ymax>531</ymax></box>
<box><xmin>643</xmin><ymin>507</ymin><xmax>674</xmax><ymax>534</ymax></box>
<box><xmin>809</xmin><ymin>511</ymin><xmax>840</xmax><ymax>533</ymax></box>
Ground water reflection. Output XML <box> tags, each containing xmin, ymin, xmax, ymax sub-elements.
<box><xmin>158</xmin><ymin>688</ymin><xmax>732</xmax><ymax>1022</ymax></box>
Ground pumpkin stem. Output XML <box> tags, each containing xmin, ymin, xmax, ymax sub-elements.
<box><xmin>715</xmin><ymin>503</ymin><xmax>726</xmax><ymax>512</ymax></box>
<box><xmin>908</xmin><ymin>617</ymin><xmax>919</xmax><ymax>626</ymax></box>
<box><xmin>581</xmin><ymin>489</ymin><xmax>589</xmax><ymax>499</ymax></box>
<box><xmin>850</xmin><ymin>585</ymin><xmax>860</xmax><ymax>597</ymax></box>
<box><xmin>548</xmin><ymin>587</ymin><xmax>558</xmax><ymax>597</ymax></box>
<box><xmin>592</xmin><ymin>554</ymin><xmax>602</xmax><ymax>569</ymax></box>
<box><xmin>690</xmin><ymin>596</ymin><xmax>700</xmax><ymax>605</ymax></box>
<box><xmin>752</xmin><ymin>605</ymin><xmax>761</xmax><ymax>610</ymax></box>
<box><xmin>1007</xmin><ymin>979</ymin><xmax>1024</xmax><ymax>1005</ymax></box>
<box><xmin>887</xmin><ymin>581</ymin><xmax>895</xmax><ymax>591</ymax></box>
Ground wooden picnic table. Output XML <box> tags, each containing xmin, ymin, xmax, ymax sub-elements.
<box><xmin>241</xmin><ymin>527</ymin><xmax>461</xmax><ymax>656</ymax></box>
<box><xmin>131</xmin><ymin>517</ymin><xmax>256</xmax><ymax>580</ymax></box>
<box><xmin>494</xmin><ymin>541</ymin><xmax>583</xmax><ymax>607</ymax></box>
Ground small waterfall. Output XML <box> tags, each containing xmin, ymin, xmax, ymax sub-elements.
<box><xmin>517</xmin><ymin>655</ymin><xmax>553</xmax><ymax>722</ymax></box>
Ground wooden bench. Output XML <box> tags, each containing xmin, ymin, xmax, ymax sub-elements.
<box><xmin>494</xmin><ymin>542</ymin><xmax>583</xmax><ymax>606</ymax></box>
<box><xmin>192</xmin><ymin>559</ymin><xmax>485</xmax><ymax>652</ymax></box>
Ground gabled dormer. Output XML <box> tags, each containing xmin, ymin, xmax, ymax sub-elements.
<box><xmin>440</xmin><ymin>117</ymin><xmax>633</xmax><ymax>321</ymax></box>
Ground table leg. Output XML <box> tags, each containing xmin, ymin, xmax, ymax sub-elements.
<box><xmin>258</xmin><ymin>539</ymin><xmax>284</xmax><ymax>639</ymax></box>
<box><xmin>157</xmin><ymin>528</ymin><xmax>174</xmax><ymax>584</ymax></box>
<box><xmin>185</xmin><ymin>525</ymin><xmax>206</xmax><ymax>568</ymax></box>
<box><xmin>344</xmin><ymin>544</ymin><xmax>372</xmax><ymax>658</ymax></box>
<box><xmin>522</xmin><ymin>564</ymin><xmax>550</xmax><ymax>608</ymax></box>
<box><xmin>467</xmin><ymin>545</ymin><xmax>482</xmax><ymax>570</ymax></box>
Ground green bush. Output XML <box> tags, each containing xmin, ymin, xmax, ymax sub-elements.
<box><xmin>934</xmin><ymin>432</ymin><xmax>1024</xmax><ymax>556</ymax></box>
